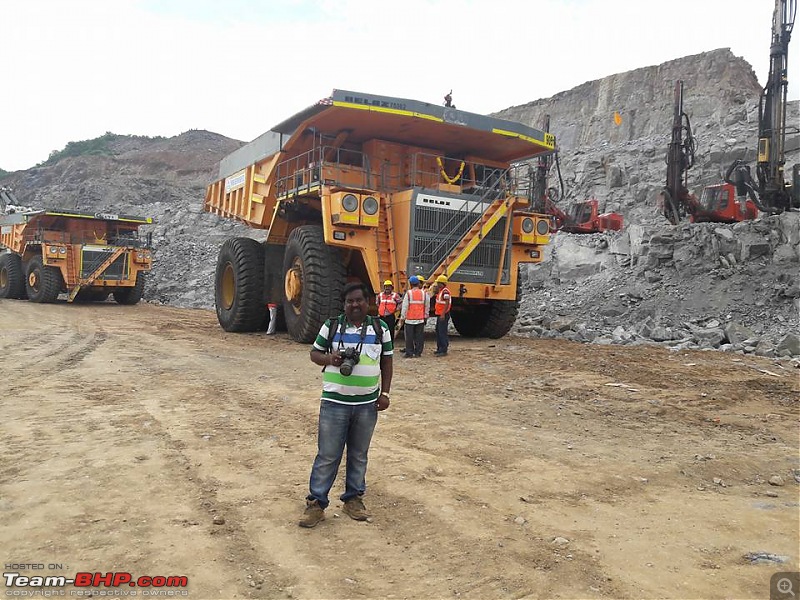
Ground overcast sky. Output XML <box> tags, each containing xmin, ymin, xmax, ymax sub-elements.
<box><xmin>1</xmin><ymin>0</ymin><xmax>797</xmax><ymax>172</ymax></box>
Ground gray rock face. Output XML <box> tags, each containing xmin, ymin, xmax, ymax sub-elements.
<box><xmin>495</xmin><ymin>48</ymin><xmax>799</xmax><ymax>232</ymax></box>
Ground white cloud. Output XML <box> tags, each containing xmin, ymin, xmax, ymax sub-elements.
<box><xmin>0</xmin><ymin>0</ymin><xmax>796</xmax><ymax>171</ymax></box>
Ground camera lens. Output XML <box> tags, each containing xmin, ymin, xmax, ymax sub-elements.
<box><xmin>338</xmin><ymin>348</ymin><xmax>359</xmax><ymax>376</ymax></box>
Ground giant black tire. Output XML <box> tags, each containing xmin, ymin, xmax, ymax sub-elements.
<box><xmin>451</xmin><ymin>269</ymin><xmax>521</xmax><ymax>339</ymax></box>
<box><xmin>451</xmin><ymin>299</ymin><xmax>519</xmax><ymax>339</ymax></box>
<box><xmin>450</xmin><ymin>304</ymin><xmax>491</xmax><ymax>338</ymax></box>
<box><xmin>113</xmin><ymin>273</ymin><xmax>145</xmax><ymax>305</ymax></box>
<box><xmin>215</xmin><ymin>238</ymin><xmax>265</xmax><ymax>332</ymax></box>
<box><xmin>25</xmin><ymin>256</ymin><xmax>63</xmax><ymax>303</ymax></box>
<box><xmin>282</xmin><ymin>225</ymin><xmax>346</xmax><ymax>343</ymax></box>
<box><xmin>74</xmin><ymin>288</ymin><xmax>110</xmax><ymax>303</ymax></box>
<box><xmin>0</xmin><ymin>253</ymin><xmax>26</xmax><ymax>299</ymax></box>
<box><xmin>479</xmin><ymin>297</ymin><xmax>520</xmax><ymax>338</ymax></box>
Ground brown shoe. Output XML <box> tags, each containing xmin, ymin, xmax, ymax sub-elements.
<box><xmin>298</xmin><ymin>499</ymin><xmax>325</xmax><ymax>528</ymax></box>
<box><xmin>342</xmin><ymin>496</ymin><xmax>370</xmax><ymax>521</ymax></box>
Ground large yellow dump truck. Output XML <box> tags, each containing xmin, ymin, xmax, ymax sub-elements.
<box><xmin>204</xmin><ymin>90</ymin><xmax>555</xmax><ymax>342</ymax></box>
<box><xmin>0</xmin><ymin>209</ymin><xmax>153</xmax><ymax>304</ymax></box>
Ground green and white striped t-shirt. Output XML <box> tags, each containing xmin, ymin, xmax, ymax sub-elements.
<box><xmin>312</xmin><ymin>316</ymin><xmax>393</xmax><ymax>404</ymax></box>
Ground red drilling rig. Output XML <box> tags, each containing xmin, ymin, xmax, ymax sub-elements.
<box><xmin>530</xmin><ymin>116</ymin><xmax>623</xmax><ymax>233</ymax></box>
<box><xmin>661</xmin><ymin>0</ymin><xmax>798</xmax><ymax>224</ymax></box>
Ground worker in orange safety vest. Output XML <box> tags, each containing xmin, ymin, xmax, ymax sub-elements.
<box><xmin>397</xmin><ymin>276</ymin><xmax>429</xmax><ymax>358</ymax></box>
<box><xmin>376</xmin><ymin>280</ymin><xmax>401</xmax><ymax>341</ymax></box>
<box><xmin>433</xmin><ymin>275</ymin><xmax>452</xmax><ymax>356</ymax></box>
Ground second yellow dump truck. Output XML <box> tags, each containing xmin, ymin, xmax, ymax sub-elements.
<box><xmin>204</xmin><ymin>90</ymin><xmax>555</xmax><ymax>342</ymax></box>
<box><xmin>0</xmin><ymin>209</ymin><xmax>153</xmax><ymax>304</ymax></box>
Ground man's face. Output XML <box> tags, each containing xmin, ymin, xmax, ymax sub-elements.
<box><xmin>344</xmin><ymin>288</ymin><xmax>368</xmax><ymax>323</ymax></box>
<box><xmin>383</xmin><ymin>285</ymin><xmax>392</xmax><ymax>294</ymax></box>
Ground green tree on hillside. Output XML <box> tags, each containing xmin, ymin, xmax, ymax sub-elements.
<box><xmin>39</xmin><ymin>132</ymin><xmax>166</xmax><ymax>166</ymax></box>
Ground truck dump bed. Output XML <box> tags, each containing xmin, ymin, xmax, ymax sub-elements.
<box><xmin>205</xmin><ymin>90</ymin><xmax>555</xmax><ymax>228</ymax></box>
<box><xmin>1</xmin><ymin>209</ymin><xmax>153</xmax><ymax>253</ymax></box>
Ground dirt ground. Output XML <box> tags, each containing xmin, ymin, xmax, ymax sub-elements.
<box><xmin>1</xmin><ymin>301</ymin><xmax>798</xmax><ymax>600</ymax></box>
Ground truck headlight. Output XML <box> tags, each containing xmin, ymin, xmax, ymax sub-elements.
<box><xmin>362</xmin><ymin>196</ymin><xmax>379</xmax><ymax>215</ymax></box>
<box><xmin>521</xmin><ymin>217</ymin><xmax>534</xmax><ymax>233</ymax></box>
<box><xmin>342</xmin><ymin>194</ymin><xmax>358</xmax><ymax>212</ymax></box>
<box><xmin>536</xmin><ymin>219</ymin><xmax>550</xmax><ymax>235</ymax></box>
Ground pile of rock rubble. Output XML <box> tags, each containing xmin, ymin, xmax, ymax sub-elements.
<box><xmin>515</xmin><ymin>213</ymin><xmax>799</xmax><ymax>360</ymax></box>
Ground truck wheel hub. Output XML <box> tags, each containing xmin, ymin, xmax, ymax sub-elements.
<box><xmin>284</xmin><ymin>257</ymin><xmax>303</xmax><ymax>314</ymax></box>
<box><xmin>220</xmin><ymin>264</ymin><xmax>235</xmax><ymax>310</ymax></box>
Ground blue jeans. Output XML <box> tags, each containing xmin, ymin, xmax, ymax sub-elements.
<box><xmin>307</xmin><ymin>400</ymin><xmax>378</xmax><ymax>509</ymax></box>
<box><xmin>436</xmin><ymin>313</ymin><xmax>450</xmax><ymax>353</ymax></box>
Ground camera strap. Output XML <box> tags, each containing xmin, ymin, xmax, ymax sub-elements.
<box><xmin>337</xmin><ymin>317</ymin><xmax>370</xmax><ymax>355</ymax></box>
<box><xmin>323</xmin><ymin>316</ymin><xmax>382</xmax><ymax>373</ymax></box>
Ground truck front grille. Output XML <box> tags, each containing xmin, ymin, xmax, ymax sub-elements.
<box><xmin>81</xmin><ymin>249</ymin><xmax>128</xmax><ymax>280</ymax></box>
<box><xmin>409</xmin><ymin>192</ymin><xmax>511</xmax><ymax>284</ymax></box>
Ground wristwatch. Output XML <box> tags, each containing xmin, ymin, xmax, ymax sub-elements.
<box><xmin>379</xmin><ymin>391</ymin><xmax>390</xmax><ymax>399</ymax></box>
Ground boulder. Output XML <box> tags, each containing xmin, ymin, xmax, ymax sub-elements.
<box><xmin>724</xmin><ymin>322</ymin><xmax>757</xmax><ymax>345</ymax></box>
<box><xmin>775</xmin><ymin>333</ymin><xmax>800</xmax><ymax>357</ymax></box>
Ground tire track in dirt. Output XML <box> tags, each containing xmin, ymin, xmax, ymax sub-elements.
<box><xmin>52</xmin><ymin>374</ymin><xmax>296</xmax><ymax>599</ymax></box>
<box><xmin>94</xmin><ymin>330</ymin><xmax>334</xmax><ymax>598</ymax></box>
<box><xmin>0</xmin><ymin>329</ymin><xmax>107</xmax><ymax>394</ymax></box>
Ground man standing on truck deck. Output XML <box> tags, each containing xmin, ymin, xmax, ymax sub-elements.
<box><xmin>397</xmin><ymin>276</ymin><xmax>429</xmax><ymax>358</ymax></box>
<box><xmin>377</xmin><ymin>280</ymin><xmax>401</xmax><ymax>341</ymax></box>
<box><xmin>301</xmin><ymin>281</ymin><xmax>393</xmax><ymax>528</ymax></box>
<box><xmin>433</xmin><ymin>275</ymin><xmax>452</xmax><ymax>356</ymax></box>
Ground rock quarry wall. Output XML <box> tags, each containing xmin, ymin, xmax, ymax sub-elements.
<box><xmin>495</xmin><ymin>48</ymin><xmax>799</xmax><ymax>227</ymax></box>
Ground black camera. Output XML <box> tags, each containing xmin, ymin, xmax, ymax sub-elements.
<box><xmin>339</xmin><ymin>347</ymin><xmax>360</xmax><ymax>376</ymax></box>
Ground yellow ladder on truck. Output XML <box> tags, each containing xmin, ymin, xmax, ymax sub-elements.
<box><xmin>429</xmin><ymin>194</ymin><xmax>513</xmax><ymax>283</ymax></box>
<box><xmin>376</xmin><ymin>196</ymin><xmax>399</xmax><ymax>288</ymax></box>
<box><xmin>67</xmin><ymin>247</ymin><xmax>125</xmax><ymax>302</ymax></box>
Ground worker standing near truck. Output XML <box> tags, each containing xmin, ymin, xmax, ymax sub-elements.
<box><xmin>433</xmin><ymin>275</ymin><xmax>452</xmax><ymax>356</ymax></box>
<box><xmin>376</xmin><ymin>280</ymin><xmax>401</xmax><ymax>341</ymax></box>
<box><xmin>397</xmin><ymin>276</ymin><xmax>428</xmax><ymax>358</ymax></box>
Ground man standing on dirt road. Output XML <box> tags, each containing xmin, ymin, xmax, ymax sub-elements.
<box><xmin>397</xmin><ymin>276</ymin><xmax>429</xmax><ymax>358</ymax></box>
<box><xmin>432</xmin><ymin>274</ymin><xmax>452</xmax><ymax>356</ymax></box>
<box><xmin>301</xmin><ymin>281</ymin><xmax>393</xmax><ymax>528</ymax></box>
<box><xmin>376</xmin><ymin>280</ymin><xmax>401</xmax><ymax>341</ymax></box>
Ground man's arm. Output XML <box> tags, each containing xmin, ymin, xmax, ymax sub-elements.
<box><xmin>377</xmin><ymin>354</ymin><xmax>393</xmax><ymax>411</ymax></box>
<box><xmin>310</xmin><ymin>349</ymin><xmax>343</xmax><ymax>368</ymax></box>
<box><xmin>310</xmin><ymin>320</ymin><xmax>343</xmax><ymax>368</ymax></box>
<box><xmin>397</xmin><ymin>292</ymin><xmax>409</xmax><ymax>328</ymax></box>
<box><xmin>399</xmin><ymin>292</ymin><xmax>410</xmax><ymax>319</ymax></box>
